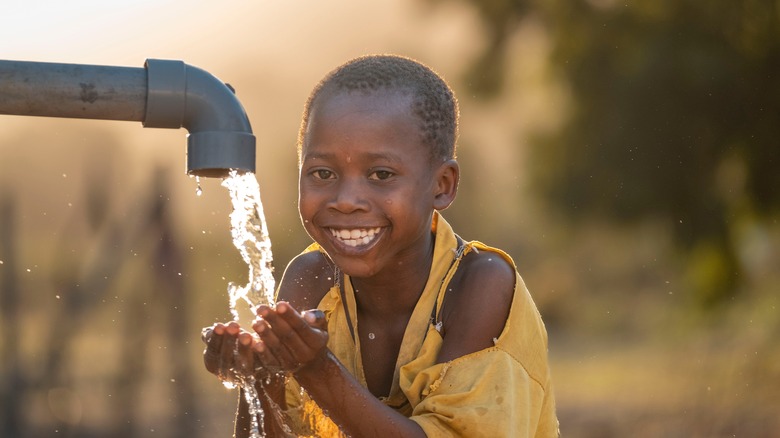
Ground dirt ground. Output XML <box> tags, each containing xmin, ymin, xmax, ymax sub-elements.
<box><xmin>550</xmin><ymin>323</ymin><xmax>780</xmax><ymax>437</ymax></box>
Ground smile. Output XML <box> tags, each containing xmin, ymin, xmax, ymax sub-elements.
<box><xmin>329</xmin><ymin>227</ymin><xmax>382</xmax><ymax>247</ymax></box>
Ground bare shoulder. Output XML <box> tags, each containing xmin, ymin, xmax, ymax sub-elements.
<box><xmin>276</xmin><ymin>250</ymin><xmax>336</xmax><ymax>311</ymax></box>
<box><xmin>437</xmin><ymin>247</ymin><xmax>516</xmax><ymax>363</ymax></box>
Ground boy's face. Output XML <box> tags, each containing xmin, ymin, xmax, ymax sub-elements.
<box><xmin>298</xmin><ymin>89</ymin><xmax>455</xmax><ymax>278</ymax></box>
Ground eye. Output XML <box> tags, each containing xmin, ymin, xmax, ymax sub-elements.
<box><xmin>311</xmin><ymin>169</ymin><xmax>336</xmax><ymax>180</ymax></box>
<box><xmin>368</xmin><ymin>169</ymin><xmax>394</xmax><ymax>181</ymax></box>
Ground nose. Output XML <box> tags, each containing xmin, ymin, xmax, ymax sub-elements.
<box><xmin>327</xmin><ymin>177</ymin><xmax>370</xmax><ymax>213</ymax></box>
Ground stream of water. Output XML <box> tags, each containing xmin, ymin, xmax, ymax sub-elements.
<box><xmin>217</xmin><ymin>170</ymin><xmax>337</xmax><ymax>437</ymax></box>
<box><xmin>221</xmin><ymin>170</ymin><xmax>277</xmax><ymax>438</ymax></box>
<box><xmin>222</xmin><ymin>171</ymin><xmax>276</xmax><ymax>321</ymax></box>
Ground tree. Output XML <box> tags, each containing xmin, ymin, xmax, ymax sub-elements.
<box><xmin>430</xmin><ymin>0</ymin><xmax>780</xmax><ymax>306</ymax></box>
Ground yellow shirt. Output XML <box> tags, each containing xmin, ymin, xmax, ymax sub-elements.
<box><xmin>285</xmin><ymin>212</ymin><xmax>559</xmax><ymax>437</ymax></box>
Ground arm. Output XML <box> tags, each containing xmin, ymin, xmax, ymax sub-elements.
<box><xmin>217</xmin><ymin>247</ymin><xmax>522</xmax><ymax>437</ymax></box>
<box><xmin>251</xmin><ymin>250</ymin><xmax>518</xmax><ymax>436</ymax></box>
<box><xmin>296</xmin><ymin>353</ymin><xmax>427</xmax><ymax>437</ymax></box>
<box><xmin>237</xmin><ymin>251</ymin><xmax>336</xmax><ymax>437</ymax></box>
<box><xmin>437</xmin><ymin>248</ymin><xmax>516</xmax><ymax>362</ymax></box>
<box><xmin>254</xmin><ymin>302</ymin><xmax>427</xmax><ymax>438</ymax></box>
<box><xmin>202</xmin><ymin>322</ymin><xmax>288</xmax><ymax>438</ymax></box>
<box><xmin>205</xmin><ymin>251</ymin><xmax>334</xmax><ymax>438</ymax></box>
<box><xmin>252</xmin><ymin>251</ymin><xmax>426</xmax><ymax>436</ymax></box>
<box><xmin>411</xmin><ymin>250</ymin><xmax>557</xmax><ymax>437</ymax></box>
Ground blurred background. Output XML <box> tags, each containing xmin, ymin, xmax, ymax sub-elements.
<box><xmin>1</xmin><ymin>0</ymin><xmax>778</xmax><ymax>436</ymax></box>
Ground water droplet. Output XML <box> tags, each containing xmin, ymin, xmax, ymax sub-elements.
<box><xmin>195</xmin><ymin>177</ymin><xmax>203</xmax><ymax>197</ymax></box>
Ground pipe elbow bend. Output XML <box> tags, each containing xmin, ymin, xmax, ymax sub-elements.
<box><xmin>144</xmin><ymin>59</ymin><xmax>256</xmax><ymax>178</ymax></box>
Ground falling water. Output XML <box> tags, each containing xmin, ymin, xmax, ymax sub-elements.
<box><xmin>222</xmin><ymin>171</ymin><xmax>276</xmax><ymax>322</ymax></box>
<box><xmin>195</xmin><ymin>176</ymin><xmax>203</xmax><ymax>197</ymax></box>
<box><xmin>215</xmin><ymin>170</ymin><xmax>334</xmax><ymax>437</ymax></box>
<box><xmin>221</xmin><ymin>170</ymin><xmax>277</xmax><ymax>438</ymax></box>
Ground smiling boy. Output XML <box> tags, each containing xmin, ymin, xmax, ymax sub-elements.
<box><xmin>203</xmin><ymin>55</ymin><xmax>559</xmax><ymax>437</ymax></box>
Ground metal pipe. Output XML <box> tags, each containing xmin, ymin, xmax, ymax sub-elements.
<box><xmin>0</xmin><ymin>59</ymin><xmax>256</xmax><ymax>177</ymax></box>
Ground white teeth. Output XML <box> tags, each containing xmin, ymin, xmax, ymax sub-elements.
<box><xmin>330</xmin><ymin>227</ymin><xmax>381</xmax><ymax>247</ymax></box>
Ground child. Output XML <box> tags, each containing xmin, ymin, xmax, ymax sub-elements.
<box><xmin>202</xmin><ymin>54</ymin><xmax>559</xmax><ymax>437</ymax></box>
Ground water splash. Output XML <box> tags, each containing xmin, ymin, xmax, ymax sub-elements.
<box><xmin>221</xmin><ymin>170</ymin><xmax>276</xmax><ymax>438</ymax></box>
<box><xmin>195</xmin><ymin>176</ymin><xmax>203</xmax><ymax>197</ymax></box>
<box><xmin>222</xmin><ymin>170</ymin><xmax>276</xmax><ymax>325</ymax></box>
<box><xmin>243</xmin><ymin>375</ymin><xmax>265</xmax><ymax>436</ymax></box>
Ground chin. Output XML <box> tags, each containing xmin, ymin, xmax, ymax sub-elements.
<box><xmin>331</xmin><ymin>256</ymin><xmax>380</xmax><ymax>279</ymax></box>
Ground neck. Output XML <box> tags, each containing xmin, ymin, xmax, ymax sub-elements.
<box><xmin>351</xmin><ymin>232</ymin><xmax>435</xmax><ymax>319</ymax></box>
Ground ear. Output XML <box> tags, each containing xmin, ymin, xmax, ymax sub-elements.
<box><xmin>433</xmin><ymin>159</ymin><xmax>459</xmax><ymax>211</ymax></box>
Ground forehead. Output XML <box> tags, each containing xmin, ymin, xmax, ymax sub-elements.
<box><xmin>303</xmin><ymin>90</ymin><xmax>427</xmax><ymax>159</ymax></box>
<box><xmin>310</xmin><ymin>88</ymin><xmax>414</xmax><ymax>128</ymax></box>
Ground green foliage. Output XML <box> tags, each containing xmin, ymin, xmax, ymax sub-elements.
<box><xmin>423</xmin><ymin>0</ymin><xmax>532</xmax><ymax>96</ymax></box>
<box><xmin>536</xmin><ymin>0</ymin><xmax>780</xmax><ymax>222</ymax></box>
<box><xmin>535</xmin><ymin>0</ymin><xmax>779</xmax><ymax>305</ymax></box>
<box><xmin>443</xmin><ymin>0</ymin><xmax>779</xmax><ymax>306</ymax></box>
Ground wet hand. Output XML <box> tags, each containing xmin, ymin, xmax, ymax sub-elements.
<box><xmin>252</xmin><ymin>302</ymin><xmax>328</xmax><ymax>374</ymax></box>
<box><xmin>201</xmin><ymin>321</ymin><xmax>257</xmax><ymax>385</ymax></box>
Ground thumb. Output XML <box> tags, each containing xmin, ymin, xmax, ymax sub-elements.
<box><xmin>302</xmin><ymin>309</ymin><xmax>327</xmax><ymax>331</ymax></box>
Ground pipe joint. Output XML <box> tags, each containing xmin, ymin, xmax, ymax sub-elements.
<box><xmin>144</xmin><ymin>59</ymin><xmax>256</xmax><ymax>177</ymax></box>
<box><xmin>144</xmin><ymin>59</ymin><xmax>186</xmax><ymax>129</ymax></box>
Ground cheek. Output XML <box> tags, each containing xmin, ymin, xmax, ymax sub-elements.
<box><xmin>298</xmin><ymin>190</ymin><xmax>325</xmax><ymax>228</ymax></box>
<box><xmin>298</xmin><ymin>194</ymin><xmax>313</xmax><ymax>218</ymax></box>
<box><xmin>298</xmin><ymin>198</ymin><xmax>317</xmax><ymax>236</ymax></box>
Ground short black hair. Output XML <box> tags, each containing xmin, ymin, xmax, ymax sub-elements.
<box><xmin>297</xmin><ymin>54</ymin><xmax>459</xmax><ymax>163</ymax></box>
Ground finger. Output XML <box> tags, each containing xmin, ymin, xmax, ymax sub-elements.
<box><xmin>204</xmin><ymin>324</ymin><xmax>225</xmax><ymax>361</ymax></box>
<box><xmin>226</xmin><ymin>321</ymin><xmax>241</xmax><ymax>336</ymax></box>
<box><xmin>254</xmin><ymin>310</ymin><xmax>301</xmax><ymax>370</ymax></box>
<box><xmin>201</xmin><ymin>326</ymin><xmax>214</xmax><ymax>344</ymax></box>
<box><xmin>208</xmin><ymin>323</ymin><xmax>243</xmax><ymax>382</ymax></box>
<box><xmin>235</xmin><ymin>332</ymin><xmax>256</xmax><ymax>375</ymax></box>
<box><xmin>266</xmin><ymin>303</ymin><xmax>328</xmax><ymax>369</ymax></box>
<box><xmin>204</xmin><ymin>323</ymin><xmax>231</xmax><ymax>375</ymax></box>
<box><xmin>252</xmin><ymin>322</ymin><xmax>285</xmax><ymax>371</ymax></box>
<box><xmin>255</xmin><ymin>304</ymin><xmax>273</xmax><ymax>318</ymax></box>
<box><xmin>302</xmin><ymin>309</ymin><xmax>327</xmax><ymax>331</ymax></box>
<box><xmin>276</xmin><ymin>303</ymin><xmax>328</xmax><ymax>352</ymax></box>
<box><xmin>261</xmin><ymin>304</ymin><xmax>308</xmax><ymax>350</ymax></box>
